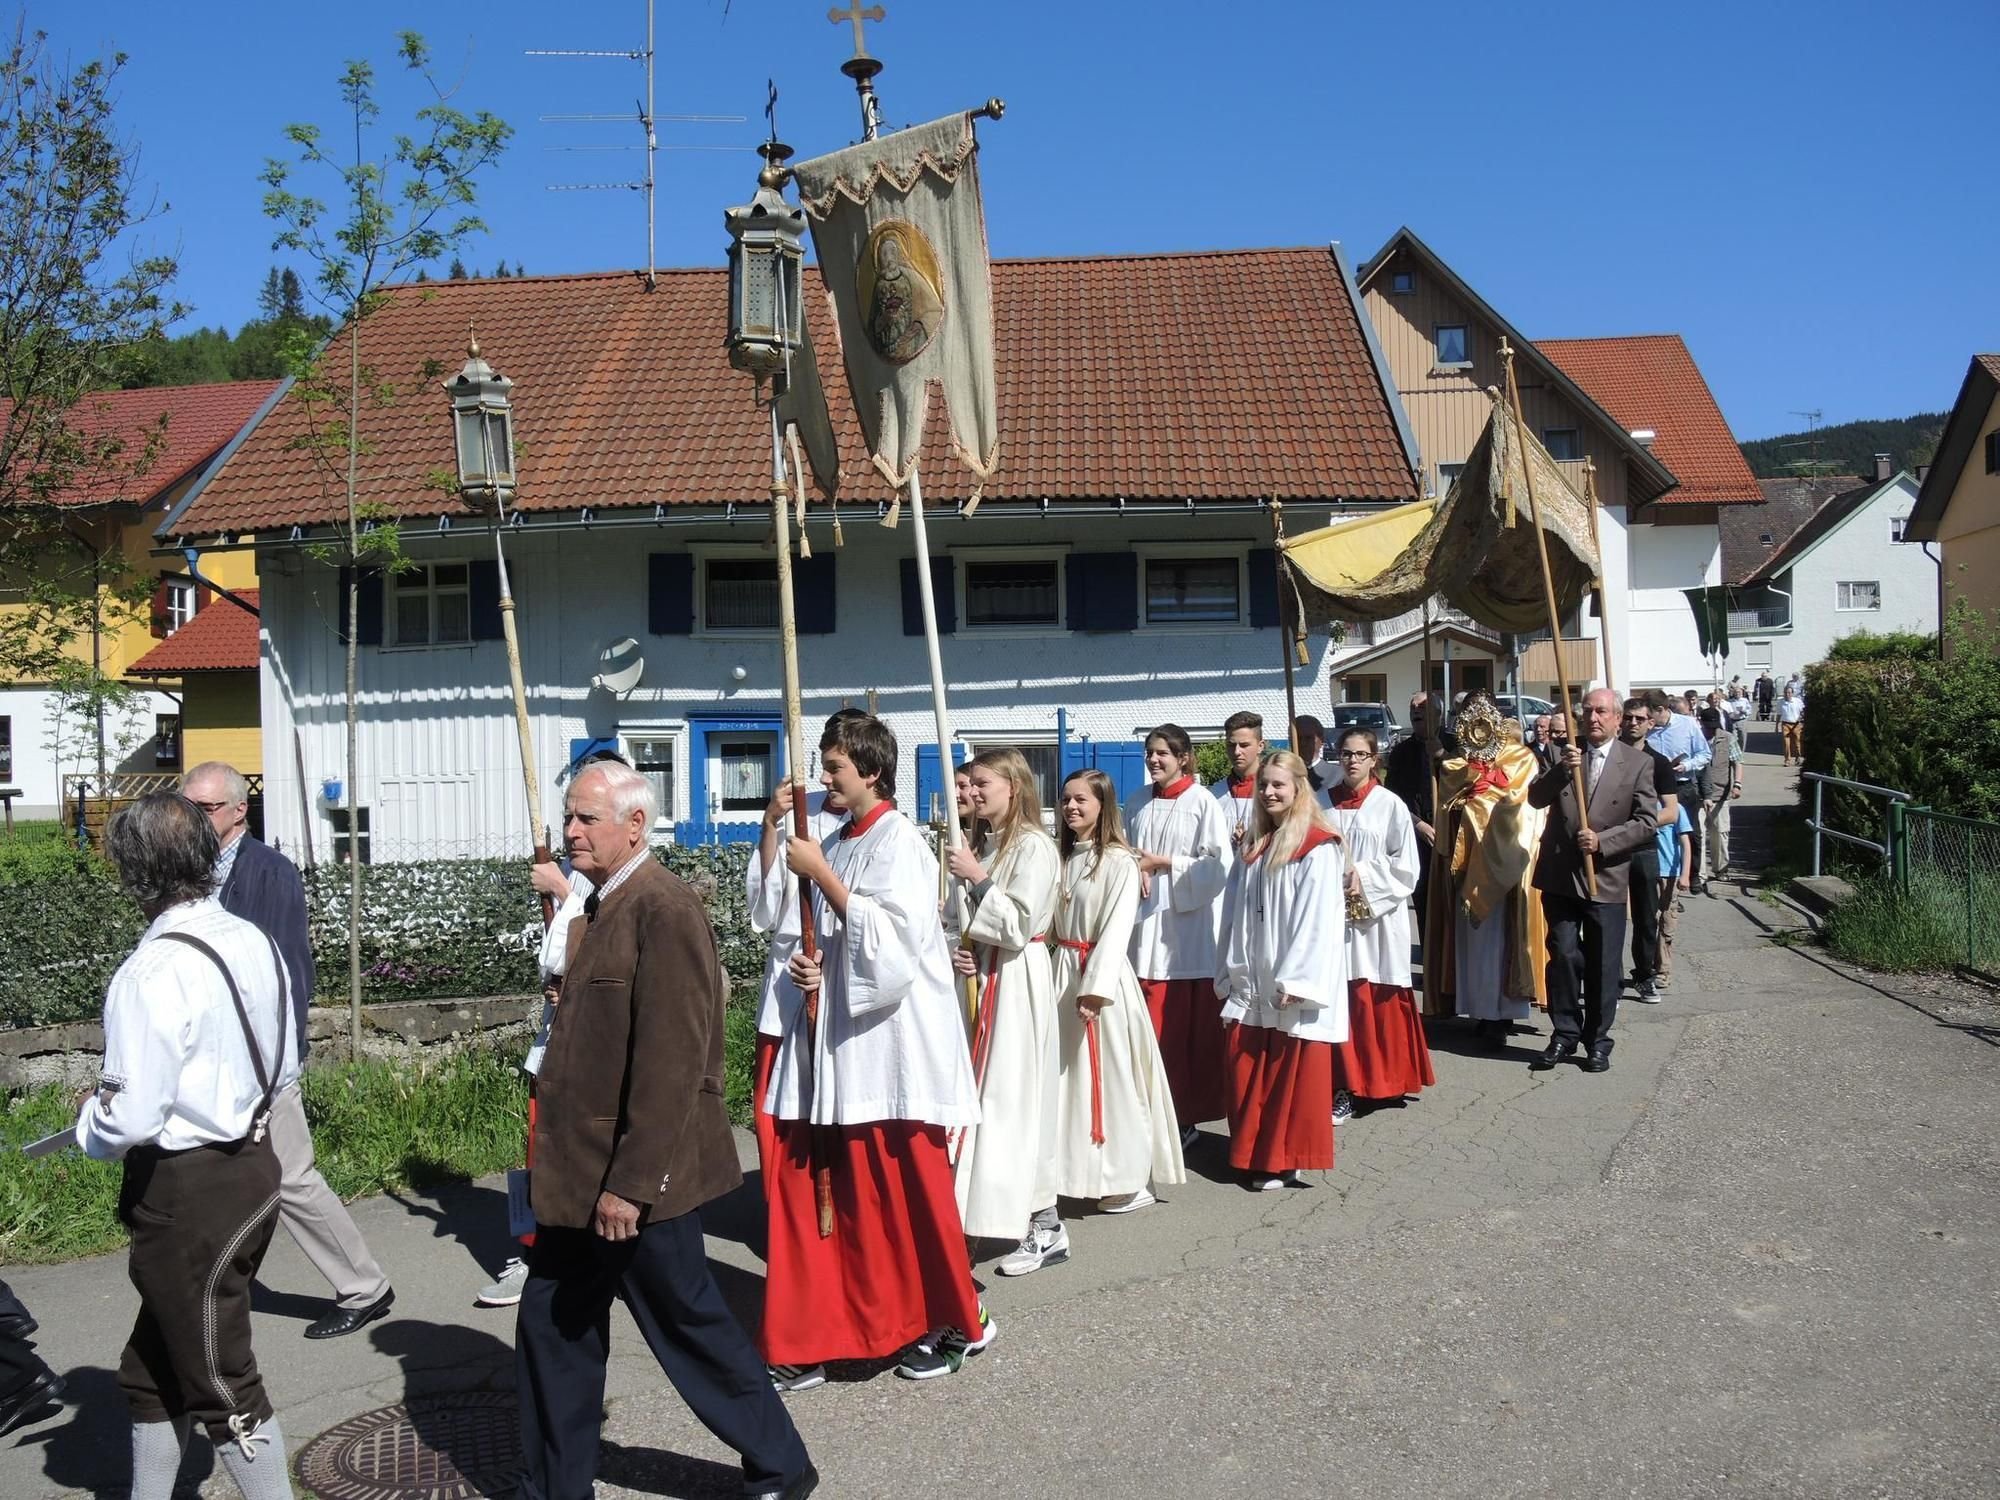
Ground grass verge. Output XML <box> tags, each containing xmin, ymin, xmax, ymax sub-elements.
<box><xmin>1821</xmin><ymin>875</ymin><xmax>1968</xmax><ymax>974</ymax></box>
<box><xmin>2</xmin><ymin>999</ymin><xmax>759</xmax><ymax>1265</ymax></box>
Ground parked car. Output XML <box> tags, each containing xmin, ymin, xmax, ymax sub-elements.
<box><xmin>1492</xmin><ymin>692</ymin><xmax>1557</xmax><ymax>725</ymax></box>
<box><xmin>1330</xmin><ymin>701</ymin><xmax>1404</xmax><ymax>747</ymax></box>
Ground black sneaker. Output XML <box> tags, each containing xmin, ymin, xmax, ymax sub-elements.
<box><xmin>768</xmin><ymin>1363</ymin><xmax>826</xmax><ymax>1393</ymax></box>
<box><xmin>938</xmin><ymin>1304</ymin><xmax>998</xmax><ymax>1360</ymax></box>
<box><xmin>895</xmin><ymin>1333</ymin><xmax>960</xmax><ymax>1381</ymax></box>
<box><xmin>1331</xmin><ymin>1090</ymin><xmax>1355</xmax><ymax>1126</ymax></box>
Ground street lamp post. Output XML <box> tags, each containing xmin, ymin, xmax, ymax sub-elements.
<box><xmin>446</xmin><ymin>335</ymin><xmax>556</xmax><ymax>923</ymax></box>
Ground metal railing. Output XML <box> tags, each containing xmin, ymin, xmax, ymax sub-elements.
<box><xmin>1728</xmin><ymin>605</ymin><xmax>1791</xmax><ymax>631</ymax></box>
<box><xmin>1803</xmin><ymin>771</ymin><xmax>1909</xmax><ymax>878</ymax></box>
<box><xmin>1894</xmin><ymin>805</ymin><xmax>2000</xmax><ymax>978</ymax></box>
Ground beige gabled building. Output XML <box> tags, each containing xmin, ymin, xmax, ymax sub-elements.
<box><xmin>1905</xmin><ymin>355</ymin><xmax>2000</xmax><ymax>652</ymax></box>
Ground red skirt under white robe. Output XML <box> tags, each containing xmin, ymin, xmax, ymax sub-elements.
<box><xmin>1142</xmin><ymin>976</ymin><xmax>1231</xmax><ymax>1127</ymax></box>
<box><xmin>753</xmin><ymin>1034</ymin><xmax>779</xmax><ymax>1192</ymax></box>
<box><xmin>1226</xmin><ymin>1025</ymin><xmax>1335</xmax><ymax>1174</ymax></box>
<box><xmin>760</xmin><ymin>1117</ymin><xmax>983</xmax><ymax>1367</ymax></box>
<box><xmin>1335</xmin><ymin>979</ymin><xmax>1436</xmax><ymax>1102</ymax></box>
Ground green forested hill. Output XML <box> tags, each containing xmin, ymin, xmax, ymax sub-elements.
<box><xmin>1740</xmin><ymin>412</ymin><xmax>1948</xmax><ymax>478</ymax></box>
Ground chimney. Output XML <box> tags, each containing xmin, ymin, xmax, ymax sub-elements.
<box><xmin>1916</xmin><ymin>463</ymin><xmax>1931</xmax><ymax>484</ymax></box>
<box><xmin>1873</xmin><ymin>452</ymin><xmax>1893</xmax><ymax>481</ymax></box>
<box><xmin>1630</xmin><ymin>428</ymin><xmax>1656</xmax><ymax>448</ymax></box>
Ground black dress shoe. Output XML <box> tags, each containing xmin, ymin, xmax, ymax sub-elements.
<box><xmin>0</xmin><ymin>1370</ymin><xmax>65</xmax><ymax>1437</ymax></box>
<box><xmin>1529</xmin><ymin>1040</ymin><xmax>1576</xmax><ymax>1071</ymax></box>
<box><xmin>1581</xmin><ymin>1040</ymin><xmax>1614</xmax><ymax>1074</ymax></box>
<box><xmin>0</xmin><ymin>1312</ymin><xmax>37</xmax><ymax>1340</ymax></box>
<box><xmin>305</xmin><ymin>1288</ymin><xmax>395</xmax><ymax>1340</ymax></box>
<box><xmin>751</xmin><ymin>1461</ymin><xmax>819</xmax><ymax>1500</ymax></box>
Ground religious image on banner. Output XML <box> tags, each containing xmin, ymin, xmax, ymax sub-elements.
<box><xmin>793</xmin><ymin>112</ymin><xmax>1000</xmax><ymax>509</ymax></box>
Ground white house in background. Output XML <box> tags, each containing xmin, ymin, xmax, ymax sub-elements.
<box><xmin>1355</xmin><ymin>229</ymin><xmax>1764</xmax><ymax>702</ymax></box>
<box><xmin>1729</xmin><ymin>462</ymin><xmax>1936</xmax><ymax>679</ymax></box>
<box><xmin>159</xmin><ymin>249</ymin><xmax>1420</xmax><ymax>862</ymax></box>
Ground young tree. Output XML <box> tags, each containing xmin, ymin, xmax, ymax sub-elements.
<box><xmin>0</xmin><ymin>23</ymin><xmax>183</xmax><ymax>779</ymax></box>
<box><xmin>447</xmin><ymin>256</ymin><xmax>468</xmax><ymax>279</ymax></box>
<box><xmin>262</xmin><ymin>32</ymin><xmax>509</xmax><ymax>1053</ymax></box>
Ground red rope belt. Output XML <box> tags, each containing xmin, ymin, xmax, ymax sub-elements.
<box><xmin>949</xmin><ymin>932</ymin><xmax>1047</xmax><ymax>1162</ymax></box>
<box><xmin>1056</xmin><ymin>938</ymin><xmax>1106</xmax><ymax>1145</ymax></box>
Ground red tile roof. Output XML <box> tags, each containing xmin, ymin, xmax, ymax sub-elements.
<box><xmin>1535</xmin><ymin>335</ymin><xmax>1761</xmax><ymax>506</ymax></box>
<box><xmin>10</xmin><ymin>381</ymin><xmax>280</xmax><ymax>509</ymax></box>
<box><xmin>127</xmin><ymin>589</ymin><xmax>261</xmax><ymax>674</ymax></box>
<box><xmin>172</xmin><ymin>250</ymin><xmax>1417</xmax><ymax>535</ymax></box>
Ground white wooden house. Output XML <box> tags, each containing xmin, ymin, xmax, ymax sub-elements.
<box><xmin>160</xmin><ymin>249</ymin><xmax>1420</xmax><ymax>861</ymax></box>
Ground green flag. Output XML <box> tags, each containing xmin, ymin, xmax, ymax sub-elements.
<box><xmin>1683</xmin><ymin>587</ymin><xmax>1730</xmax><ymax>661</ymax></box>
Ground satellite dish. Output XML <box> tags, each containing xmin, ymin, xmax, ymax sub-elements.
<box><xmin>592</xmin><ymin>637</ymin><xmax>644</xmax><ymax>695</ymax></box>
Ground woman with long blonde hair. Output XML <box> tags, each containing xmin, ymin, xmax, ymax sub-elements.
<box><xmin>943</xmin><ymin>748</ymin><xmax>1064</xmax><ymax>1274</ymax></box>
<box><xmin>1048</xmin><ymin>770</ymin><xmax>1185</xmax><ymax>1217</ymax></box>
<box><xmin>1216</xmin><ymin>750</ymin><xmax>1348</xmax><ymax>1189</ymax></box>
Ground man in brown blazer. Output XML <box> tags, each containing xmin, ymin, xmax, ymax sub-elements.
<box><xmin>1528</xmin><ymin>688</ymin><xmax>1662</xmax><ymax>1075</ymax></box>
<box><xmin>515</xmin><ymin>762</ymin><xmax>816</xmax><ymax>1500</ymax></box>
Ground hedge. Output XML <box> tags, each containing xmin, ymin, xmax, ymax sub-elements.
<box><xmin>1801</xmin><ymin>601</ymin><xmax>2000</xmax><ymax>838</ymax></box>
<box><xmin>2</xmin><ymin>842</ymin><xmax>763</xmax><ymax>1031</ymax></box>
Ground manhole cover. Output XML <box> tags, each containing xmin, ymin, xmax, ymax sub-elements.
<box><xmin>294</xmin><ymin>1392</ymin><xmax>519</xmax><ymax>1500</ymax></box>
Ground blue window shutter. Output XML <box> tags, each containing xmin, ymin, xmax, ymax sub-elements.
<box><xmin>1066</xmin><ymin>552</ymin><xmax>1139</xmax><ymax>632</ymax></box>
<box><xmin>1089</xmin><ymin>741</ymin><xmax>1149</xmax><ymax>805</ymax></box>
<box><xmin>1248</xmin><ymin>547</ymin><xmax>1280</xmax><ymax>629</ymax></box>
<box><xmin>794</xmin><ymin>552</ymin><xmax>837</xmax><ymax>635</ymax></box>
<box><xmin>648</xmin><ymin>553</ymin><xmax>694</xmax><ymax>636</ymax></box>
<box><xmin>914</xmin><ymin>741</ymin><xmax>968</xmax><ymax>825</ymax></box>
<box><xmin>468</xmin><ymin>559</ymin><xmax>503</xmax><ymax>640</ymax></box>
<box><xmin>900</xmin><ymin>556</ymin><xmax>956</xmax><ymax>636</ymax></box>
<box><xmin>337</xmin><ymin>567</ymin><xmax>384</xmax><ymax>647</ymax></box>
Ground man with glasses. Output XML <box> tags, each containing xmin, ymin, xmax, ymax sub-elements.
<box><xmin>1644</xmin><ymin>690</ymin><xmax>1712</xmax><ymax>896</ymax></box>
<box><xmin>180</xmin><ymin>762</ymin><xmax>394</xmax><ymax>1340</ymax></box>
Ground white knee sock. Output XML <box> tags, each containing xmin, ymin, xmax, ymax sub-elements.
<box><xmin>217</xmin><ymin>1414</ymin><xmax>294</xmax><ymax>1500</ymax></box>
<box><xmin>129</xmin><ymin>1417</ymin><xmax>191</xmax><ymax>1500</ymax></box>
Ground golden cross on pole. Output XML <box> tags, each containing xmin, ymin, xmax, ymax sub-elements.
<box><xmin>829</xmin><ymin>1</ymin><xmax>886</xmax><ymax>59</ymax></box>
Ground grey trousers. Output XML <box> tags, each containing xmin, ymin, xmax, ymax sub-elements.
<box><xmin>268</xmin><ymin>1083</ymin><xmax>390</xmax><ymax>1308</ymax></box>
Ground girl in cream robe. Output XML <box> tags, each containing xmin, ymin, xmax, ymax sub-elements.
<box><xmin>1050</xmin><ymin>770</ymin><xmax>1185</xmax><ymax>1212</ymax></box>
<box><xmin>946</xmin><ymin>750</ymin><xmax>1063</xmax><ymax>1266</ymax></box>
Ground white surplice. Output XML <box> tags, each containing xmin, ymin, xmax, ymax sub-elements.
<box><xmin>763</xmin><ymin>806</ymin><xmax>979</xmax><ymax>1128</ymax></box>
<box><xmin>1215</xmin><ymin>835</ymin><xmax>1349</xmax><ymax>1044</ymax></box>
<box><xmin>1326</xmin><ymin>784</ymin><xmax>1420</xmax><ymax>988</ymax></box>
<box><xmin>950</xmin><ymin>828</ymin><xmax>1062</xmax><ymax>1238</ymax></box>
<box><xmin>746</xmin><ymin>790</ymin><xmax>850</xmax><ymax>1038</ymax></box>
<box><xmin>1050</xmin><ymin>843</ymin><xmax>1186</xmax><ymax>1200</ymax></box>
<box><xmin>1208</xmin><ymin>776</ymin><xmax>1258</xmax><ymax>848</ymax></box>
<box><xmin>1123</xmin><ymin>780</ymin><xmax>1230</xmax><ymax>981</ymax></box>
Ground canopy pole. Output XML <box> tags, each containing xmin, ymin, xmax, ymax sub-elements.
<box><xmin>1582</xmin><ymin>457</ymin><xmax>1616</xmax><ymax>697</ymax></box>
<box><xmin>488</xmin><ymin>497</ymin><xmax>556</xmax><ymax>930</ymax></box>
<box><xmin>1500</xmin><ymin>339</ymin><xmax>1596</xmax><ymax>898</ymax></box>
<box><xmin>1272</xmin><ymin>502</ymin><xmax>1301</xmax><ymax>749</ymax></box>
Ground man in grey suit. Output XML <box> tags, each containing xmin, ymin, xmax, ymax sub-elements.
<box><xmin>1527</xmin><ymin>689</ymin><xmax>1661</xmax><ymax>1074</ymax></box>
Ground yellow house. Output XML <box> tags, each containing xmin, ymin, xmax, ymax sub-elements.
<box><xmin>0</xmin><ymin>379</ymin><xmax>280</xmax><ymax>817</ymax></box>
<box><xmin>1905</xmin><ymin>354</ymin><xmax>2000</xmax><ymax>653</ymax></box>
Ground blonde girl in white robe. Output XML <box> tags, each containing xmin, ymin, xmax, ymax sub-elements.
<box><xmin>1050</xmin><ymin>769</ymin><xmax>1186</xmax><ymax>1215</ymax></box>
<box><xmin>944</xmin><ymin>749</ymin><xmax>1064</xmax><ymax>1275</ymax></box>
<box><xmin>1215</xmin><ymin>750</ymin><xmax>1348</xmax><ymax>1190</ymax></box>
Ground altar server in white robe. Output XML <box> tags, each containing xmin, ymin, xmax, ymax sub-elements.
<box><xmin>747</xmin><ymin>714</ymin><xmax>856</xmax><ymax>1183</ymax></box>
<box><xmin>943</xmin><ymin>749</ymin><xmax>1063</xmax><ymax>1275</ymax></box>
<box><xmin>766</xmin><ymin>714</ymin><xmax>988</xmax><ymax>1387</ymax></box>
<box><xmin>1325</xmin><ymin>728</ymin><xmax>1435</xmax><ymax>1111</ymax></box>
<box><xmin>1050</xmin><ymin>768</ymin><xmax>1185</xmax><ymax>1213</ymax></box>
<box><xmin>1216</xmin><ymin>750</ymin><xmax>1347</xmax><ymax>1190</ymax></box>
<box><xmin>1208</xmin><ymin>710</ymin><xmax>1266</xmax><ymax>852</ymax></box>
<box><xmin>1123</xmin><ymin>723</ymin><xmax>1232</xmax><ymax>1144</ymax></box>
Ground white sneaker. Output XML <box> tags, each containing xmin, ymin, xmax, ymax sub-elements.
<box><xmin>1098</xmin><ymin>1189</ymin><xmax>1156</xmax><ymax>1215</ymax></box>
<box><xmin>1254</xmin><ymin>1176</ymin><xmax>1286</xmax><ymax>1192</ymax></box>
<box><xmin>475</xmin><ymin>1257</ymin><xmax>529</xmax><ymax>1307</ymax></box>
<box><xmin>995</xmin><ymin>1221</ymin><xmax>1070</xmax><ymax>1276</ymax></box>
<box><xmin>769</xmin><ymin>1363</ymin><xmax>826</xmax><ymax>1393</ymax></box>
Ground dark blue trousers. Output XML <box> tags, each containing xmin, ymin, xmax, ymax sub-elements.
<box><xmin>515</xmin><ymin>1213</ymin><xmax>808</xmax><ymax>1500</ymax></box>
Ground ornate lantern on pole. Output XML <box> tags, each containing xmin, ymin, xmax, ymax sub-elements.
<box><xmin>723</xmin><ymin>130</ymin><xmax>836</xmax><ymax>1237</ymax></box>
<box><xmin>446</xmin><ymin>334</ymin><xmax>517</xmax><ymax>513</ymax></box>
<box><xmin>442</xmin><ymin>335</ymin><xmax>554</xmax><ymax>915</ymax></box>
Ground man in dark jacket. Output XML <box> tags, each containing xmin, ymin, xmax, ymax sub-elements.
<box><xmin>182</xmin><ymin>762</ymin><xmax>393</xmax><ymax>1340</ymax></box>
<box><xmin>516</xmin><ymin>761</ymin><xmax>815</xmax><ymax>1500</ymax></box>
<box><xmin>1384</xmin><ymin>692</ymin><xmax>1459</xmax><ymax>946</ymax></box>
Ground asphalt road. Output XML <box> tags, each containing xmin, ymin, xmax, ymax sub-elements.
<box><xmin>5</xmin><ymin>743</ymin><xmax>1996</xmax><ymax>1498</ymax></box>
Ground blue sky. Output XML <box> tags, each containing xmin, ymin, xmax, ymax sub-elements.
<box><xmin>40</xmin><ymin>0</ymin><xmax>2000</xmax><ymax>439</ymax></box>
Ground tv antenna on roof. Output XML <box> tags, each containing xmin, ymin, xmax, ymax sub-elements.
<box><xmin>1781</xmin><ymin>407</ymin><xmax>1827</xmax><ymax>478</ymax></box>
<box><xmin>529</xmin><ymin>0</ymin><xmax>750</xmax><ymax>289</ymax></box>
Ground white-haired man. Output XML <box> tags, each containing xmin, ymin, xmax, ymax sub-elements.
<box><xmin>515</xmin><ymin>762</ymin><xmax>815</xmax><ymax>1500</ymax></box>
<box><xmin>181</xmin><ymin>761</ymin><xmax>392</xmax><ymax>1341</ymax></box>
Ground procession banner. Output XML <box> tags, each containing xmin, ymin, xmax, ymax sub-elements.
<box><xmin>792</xmin><ymin>112</ymin><xmax>1000</xmax><ymax>510</ymax></box>
<box><xmin>776</xmin><ymin>300</ymin><xmax>842</xmax><ymax>502</ymax></box>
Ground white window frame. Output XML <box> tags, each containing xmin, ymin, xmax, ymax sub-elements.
<box><xmin>959</xmin><ymin>726</ymin><xmax>1062</xmax><ymax>829</ymax></box>
<box><xmin>1389</xmin><ymin>269</ymin><xmax>1415</xmax><ymax>295</ymax></box>
<box><xmin>1835</xmin><ymin>580</ymin><xmax>1882</xmax><ymax>612</ymax></box>
<box><xmin>386</xmin><ymin>560</ymin><xmax>474</xmax><ymax>650</ymax></box>
<box><xmin>0</xmin><ymin>713</ymin><xmax>10</xmax><ymax>780</ymax></box>
<box><xmin>1434</xmin><ymin>323</ymin><xmax>1471</xmax><ymax>369</ymax></box>
<box><xmin>1890</xmin><ymin>516</ymin><xmax>1909</xmax><ymax>543</ymax></box>
<box><xmin>161</xmin><ymin>578</ymin><xmax>198</xmax><ymax>636</ymax></box>
<box><xmin>954</xmin><ymin>545</ymin><xmax>1068</xmax><ymax>635</ymax></box>
<box><xmin>707</xmin><ymin>730</ymin><xmax>781</xmax><ymax>825</ymax></box>
<box><xmin>1134</xmin><ymin>542</ymin><xmax>1251</xmax><ymax>632</ymax></box>
<box><xmin>1746</xmin><ymin>641</ymin><xmax>1773</xmax><ymax>667</ymax></box>
<box><xmin>692</xmin><ymin>544</ymin><xmax>779</xmax><ymax>639</ymax></box>
<box><xmin>1436</xmin><ymin>461</ymin><xmax>1466</xmax><ymax>497</ymax></box>
<box><xmin>618</xmin><ymin>722</ymin><xmax>686</xmax><ymax>834</ymax></box>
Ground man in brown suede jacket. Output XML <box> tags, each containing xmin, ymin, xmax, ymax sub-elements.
<box><xmin>514</xmin><ymin>761</ymin><xmax>815</xmax><ymax>1500</ymax></box>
